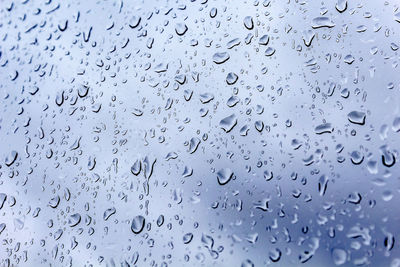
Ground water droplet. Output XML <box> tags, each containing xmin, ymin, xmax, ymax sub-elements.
<box><xmin>220</xmin><ymin>114</ymin><xmax>237</xmax><ymax>133</ymax></box>
<box><xmin>175</xmin><ymin>23</ymin><xmax>188</xmax><ymax>36</ymax></box>
<box><xmin>315</xmin><ymin>123</ymin><xmax>334</xmax><ymax>134</ymax></box>
<box><xmin>131</xmin><ymin>216</ymin><xmax>145</xmax><ymax>234</ymax></box>
<box><xmin>312</xmin><ymin>17</ymin><xmax>335</xmax><ymax>29</ymax></box>
<box><xmin>213</xmin><ymin>52</ymin><xmax>230</xmax><ymax>64</ymax></box>
<box><xmin>331</xmin><ymin>248</ymin><xmax>347</xmax><ymax>265</ymax></box>
<box><xmin>348</xmin><ymin>111</ymin><xmax>366</xmax><ymax>125</ymax></box>
<box><xmin>68</xmin><ymin>214</ymin><xmax>81</xmax><ymax>227</ymax></box>
<box><xmin>335</xmin><ymin>0</ymin><xmax>348</xmax><ymax>13</ymax></box>
<box><xmin>183</xmin><ymin>233</ymin><xmax>193</xmax><ymax>244</ymax></box>
<box><xmin>103</xmin><ymin>208</ymin><xmax>116</xmax><ymax>221</ymax></box>
<box><xmin>217</xmin><ymin>168</ymin><xmax>234</xmax><ymax>185</ymax></box>
<box><xmin>226</xmin><ymin>72</ymin><xmax>238</xmax><ymax>85</ymax></box>
<box><xmin>243</xmin><ymin>16</ymin><xmax>254</xmax><ymax>30</ymax></box>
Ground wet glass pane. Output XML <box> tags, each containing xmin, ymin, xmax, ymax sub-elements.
<box><xmin>0</xmin><ymin>0</ymin><xmax>400</xmax><ymax>266</ymax></box>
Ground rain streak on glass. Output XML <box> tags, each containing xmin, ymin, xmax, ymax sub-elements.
<box><xmin>0</xmin><ymin>0</ymin><xmax>400</xmax><ymax>266</ymax></box>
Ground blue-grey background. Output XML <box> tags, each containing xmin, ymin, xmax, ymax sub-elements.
<box><xmin>0</xmin><ymin>0</ymin><xmax>399</xmax><ymax>266</ymax></box>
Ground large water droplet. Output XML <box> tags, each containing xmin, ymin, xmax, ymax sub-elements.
<box><xmin>131</xmin><ymin>216</ymin><xmax>145</xmax><ymax>234</ymax></box>
<box><xmin>217</xmin><ymin>168</ymin><xmax>234</xmax><ymax>185</ymax></box>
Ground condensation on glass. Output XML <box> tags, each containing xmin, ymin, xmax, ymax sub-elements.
<box><xmin>0</xmin><ymin>0</ymin><xmax>400</xmax><ymax>266</ymax></box>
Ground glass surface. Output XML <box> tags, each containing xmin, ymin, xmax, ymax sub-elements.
<box><xmin>0</xmin><ymin>0</ymin><xmax>400</xmax><ymax>266</ymax></box>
